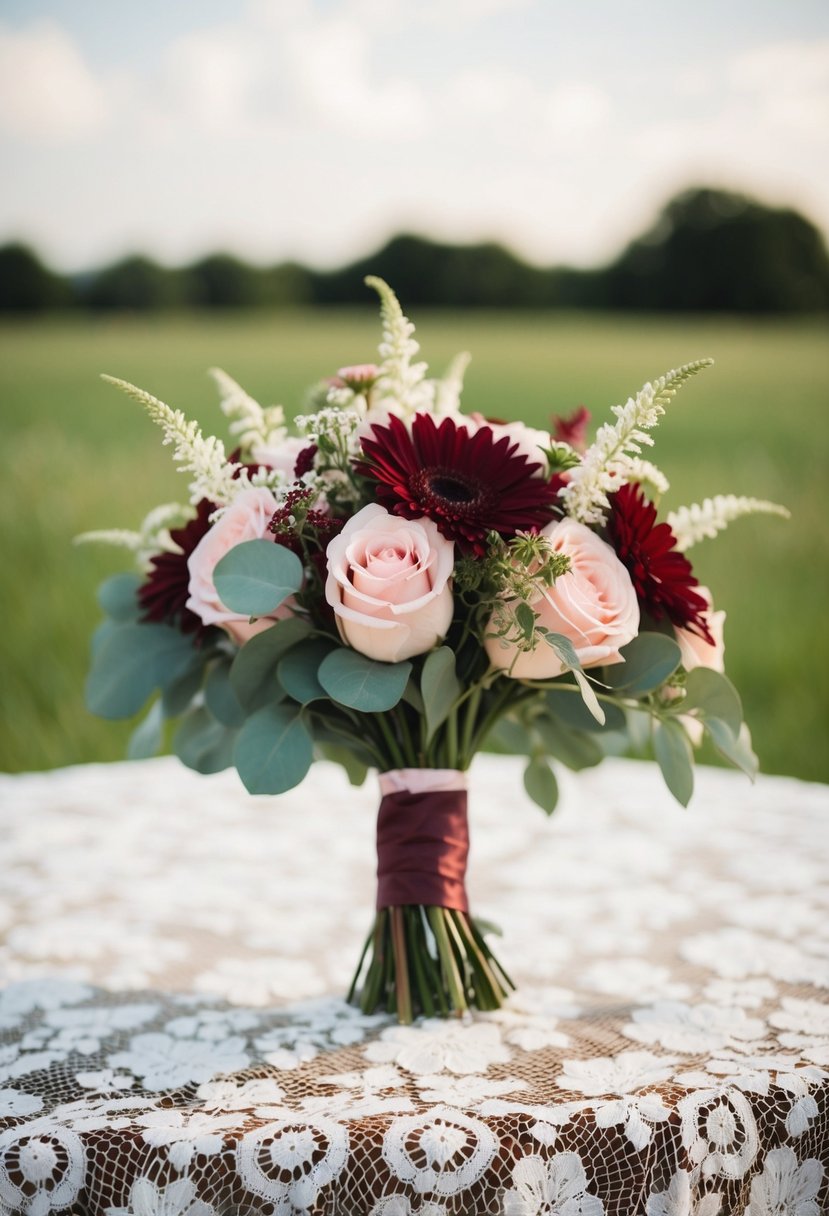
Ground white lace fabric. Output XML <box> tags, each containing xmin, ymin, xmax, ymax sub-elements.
<box><xmin>0</xmin><ymin>755</ymin><xmax>827</xmax><ymax>1215</ymax></box>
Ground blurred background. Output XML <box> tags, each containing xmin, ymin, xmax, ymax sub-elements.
<box><xmin>1</xmin><ymin>0</ymin><xmax>827</xmax><ymax>781</ymax></box>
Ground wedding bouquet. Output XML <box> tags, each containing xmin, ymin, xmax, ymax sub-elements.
<box><xmin>81</xmin><ymin>278</ymin><xmax>787</xmax><ymax>1023</ymax></box>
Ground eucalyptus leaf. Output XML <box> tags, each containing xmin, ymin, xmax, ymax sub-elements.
<box><xmin>213</xmin><ymin>539</ymin><xmax>303</xmax><ymax>616</ymax></box>
<box><xmin>278</xmin><ymin>639</ymin><xmax>336</xmax><ymax>705</ymax></box>
<box><xmin>174</xmin><ymin>707</ymin><xmax>237</xmax><ymax>774</ymax></box>
<box><xmin>532</xmin><ymin>713</ymin><xmax>603</xmax><ymax>770</ymax></box>
<box><xmin>127</xmin><ymin>699</ymin><xmax>164</xmax><ymax>760</ymax></box>
<box><xmin>86</xmin><ymin>622</ymin><xmax>197</xmax><ymax>720</ymax></box>
<box><xmin>318</xmin><ymin>742</ymin><xmax>369</xmax><ymax>787</ymax></box>
<box><xmin>205</xmin><ymin>659</ymin><xmax>247</xmax><ymax>727</ymax></box>
<box><xmin>161</xmin><ymin>656</ymin><xmax>205</xmax><ymax>718</ymax></box>
<box><xmin>653</xmin><ymin>718</ymin><xmax>694</xmax><ymax>807</ymax></box>
<box><xmin>91</xmin><ymin>618</ymin><xmax>119</xmax><ymax>658</ymax></box>
<box><xmin>705</xmin><ymin>716</ymin><xmax>759</xmax><ymax>779</ymax></box>
<box><xmin>481</xmin><ymin>716</ymin><xmax>531</xmax><ymax>756</ymax></box>
<box><xmin>421</xmin><ymin>647</ymin><xmax>462</xmax><ymax>742</ymax></box>
<box><xmin>523</xmin><ymin>757</ymin><xmax>559</xmax><ymax>815</ymax></box>
<box><xmin>677</xmin><ymin>668</ymin><xmax>743</xmax><ymax>736</ymax></box>
<box><xmin>318</xmin><ymin>649</ymin><xmax>411</xmax><ymax>712</ymax></box>
<box><xmin>402</xmin><ymin>679</ymin><xmax>425</xmax><ymax>715</ymax></box>
<box><xmin>97</xmin><ymin>573</ymin><xmax>142</xmax><ymax>622</ymax></box>
<box><xmin>546</xmin><ymin>688</ymin><xmax>626</xmax><ymax>734</ymax></box>
<box><xmin>229</xmin><ymin>617</ymin><xmax>311</xmax><ymax>709</ymax></box>
<box><xmin>234</xmin><ymin>705</ymin><xmax>313</xmax><ymax>795</ymax></box>
<box><xmin>603</xmin><ymin>633</ymin><xmax>682</xmax><ymax>696</ymax></box>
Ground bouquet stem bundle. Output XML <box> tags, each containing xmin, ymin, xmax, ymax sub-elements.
<box><xmin>349</xmin><ymin>905</ymin><xmax>514</xmax><ymax>1023</ymax></box>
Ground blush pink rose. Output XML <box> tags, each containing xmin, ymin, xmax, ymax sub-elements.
<box><xmin>485</xmin><ymin>518</ymin><xmax>640</xmax><ymax>679</ymax></box>
<box><xmin>675</xmin><ymin>586</ymin><xmax>726</xmax><ymax>672</ymax></box>
<box><xmin>250</xmin><ymin>435</ymin><xmax>308</xmax><ymax>481</ymax></box>
<box><xmin>186</xmin><ymin>487</ymin><xmax>290</xmax><ymax>645</ymax></box>
<box><xmin>325</xmin><ymin>504</ymin><xmax>454</xmax><ymax>663</ymax></box>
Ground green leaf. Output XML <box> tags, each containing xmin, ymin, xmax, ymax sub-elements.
<box><xmin>402</xmin><ymin>679</ymin><xmax>425</xmax><ymax>714</ymax></box>
<box><xmin>174</xmin><ymin>707</ymin><xmax>237</xmax><ymax>774</ymax></box>
<box><xmin>677</xmin><ymin>667</ymin><xmax>743</xmax><ymax>736</ymax></box>
<box><xmin>532</xmin><ymin>714</ymin><xmax>604</xmax><ymax>771</ymax></box>
<box><xmin>229</xmin><ymin>617</ymin><xmax>311</xmax><ymax>709</ymax></box>
<box><xmin>539</xmin><ymin>630</ymin><xmax>582</xmax><ymax>672</ymax></box>
<box><xmin>278</xmin><ymin>639</ymin><xmax>336</xmax><ymax>705</ymax></box>
<box><xmin>523</xmin><ymin>757</ymin><xmax>559</xmax><ymax>815</ymax></box>
<box><xmin>482</xmin><ymin>716</ymin><xmax>532</xmax><ymax>755</ymax></box>
<box><xmin>85</xmin><ymin>622</ymin><xmax>197</xmax><ymax>720</ymax></box>
<box><xmin>572</xmin><ymin>669</ymin><xmax>605</xmax><ymax>725</ymax></box>
<box><xmin>91</xmin><ymin>618</ymin><xmax>119</xmax><ymax>657</ymax></box>
<box><xmin>318</xmin><ymin>742</ymin><xmax>369</xmax><ymax>787</ymax></box>
<box><xmin>205</xmin><ymin>659</ymin><xmax>247</xmax><ymax>727</ymax></box>
<box><xmin>704</xmin><ymin>716</ymin><xmax>759</xmax><ymax>779</ymax></box>
<box><xmin>603</xmin><ymin>633</ymin><xmax>682</xmax><ymax>696</ymax></box>
<box><xmin>213</xmin><ymin>539</ymin><xmax>303</xmax><ymax>616</ymax></box>
<box><xmin>318</xmin><ymin>648</ymin><xmax>411</xmax><ymax>712</ymax></box>
<box><xmin>421</xmin><ymin>647</ymin><xmax>461</xmax><ymax>743</ymax></box>
<box><xmin>653</xmin><ymin>718</ymin><xmax>694</xmax><ymax>806</ymax></box>
<box><xmin>161</xmin><ymin>657</ymin><xmax>205</xmax><ymax>717</ymax></box>
<box><xmin>127</xmin><ymin>699</ymin><xmax>164</xmax><ymax>760</ymax></box>
<box><xmin>234</xmin><ymin>705</ymin><xmax>313</xmax><ymax>794</ymax></box>
<box><xmin>97</xmin><ymin>573</ymin><xmax>142</xmax><ymax>621</ymax></box>
<box><xmin>546</xmin><ymin>689</ymin><xmax>626</xmax><ymax>734</ymax></box>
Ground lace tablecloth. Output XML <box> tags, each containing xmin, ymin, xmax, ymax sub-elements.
<box><xmin>1</xmin><ymin>756</ymin><xmax>827</xmax><ymax>1216</ymax></box>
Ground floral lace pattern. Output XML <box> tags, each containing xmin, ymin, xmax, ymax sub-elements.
<box><xmin>1</xmin><ymin>755</ymin><xmax>827</xmax><ymax>1214</ymax></box>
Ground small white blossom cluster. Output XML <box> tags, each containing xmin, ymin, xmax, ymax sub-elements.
<box><xmin>667</xmin><ymin>495</ymin><xmax>791</xmax><ymax>552</ymax></box>
<box><xmin>294</xmin><ymin>406</ymin><xmax>361</xmax><ymax>446</ymax></box>
<box><xmin>210</xmin><ymin>368</ymin><xmax>287</xmax><ymax>457</ymax></box>
<box><xmin>562</xmin><ymin>360</ymin><xmax>713</xmax><ymax>524</ymax></box>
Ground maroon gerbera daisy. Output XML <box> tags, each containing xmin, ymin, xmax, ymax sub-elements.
<box><xmin>356</xmin><ymin>413</ymin><xmax>560</xmax><ymax>555</ymax></box>
<box><xmin>139</xmin><ymin>498</ymin><xmax>214</xmax><ymax>641</ymax></box>
<box><xmin>607</xmin><ymin>482</ymin><xmax>714</xmax><ymax>644</ymax></box>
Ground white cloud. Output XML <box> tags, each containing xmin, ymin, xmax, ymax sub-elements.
<box><xmin>0</xmin><ymin>19</ymin><xmax>108</xmax><ymax>140</ymax></box>
<box><xmin>730</xmin><ymin>39</ymin><xmax>829</xmax><ymax>138</ymax></box>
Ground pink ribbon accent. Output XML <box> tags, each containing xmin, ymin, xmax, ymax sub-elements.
<box><xmin>376</xmin><ymin>769</ymin><xmax>469</xmax><ymax>912</ymax></box>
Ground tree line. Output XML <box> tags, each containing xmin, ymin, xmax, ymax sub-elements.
<box><xmin>2</xmin><ymin>188</ymin><xmax>828</xmax><ymax>314</ymax></box>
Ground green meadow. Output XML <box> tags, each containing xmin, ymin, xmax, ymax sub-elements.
<box><xmin>1</xmin><ymin>310</ymin><xmax>827</xmax><ymax>782</ymax></box>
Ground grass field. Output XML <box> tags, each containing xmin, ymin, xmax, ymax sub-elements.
<box><xmin>1</xmin><ymin>310</ymin><xmax>827</xmax><ymax>782</ymax></box>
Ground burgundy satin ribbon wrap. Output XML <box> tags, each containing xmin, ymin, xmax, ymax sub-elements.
<box><xmin>376</xmin><ymin>770</ymin><xmax>469</xmax><ymax>912</ymax></box>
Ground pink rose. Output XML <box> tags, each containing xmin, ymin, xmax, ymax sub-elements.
<box><xmin>186</xmin><ymin>488</ymin><xmax>289</xmax><ymax>645</ymax></box>
<box><xmin>485</xmin><ymin>518</ymin><xmax>640</xmax><ymax>679</ymax></box>
<box><xmin>675</xmin><ymin>587</ymin><xmax>726</xmax><ymax>672</ymax></box>
<box><xmin>325</xmin><ymin>504</ymin><xmax>454</xmax><ymax>662</ymax></box>
<box><xmin>250</xmin><ymin>435</ymin><xmax>308</xmax><ymax>481</ymax></box>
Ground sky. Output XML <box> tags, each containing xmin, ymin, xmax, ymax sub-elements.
<box><xmin>1</xmin><ymin>0</ymin><xmax>828</xmax><ymax>272</ymax></box>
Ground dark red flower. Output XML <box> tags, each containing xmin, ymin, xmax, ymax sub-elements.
<box><xmin>607</xmin><ymin>482</ymin><xmax>714</xmax><ymax>643</ymax></box>
<box><xmin>356</xmin><ymin>413</ymin><xmax>559</xmax><ymax>555</ymax></box>
<box><xmin>552</xmin><ymin>405</ymin><xmax>591</xmax><ymax>452</ymax></box>
<box><xmin>139</xmin><ymin>499</ymin><xmax>214</xmax><ymax>641</ymax></box>
<box><xmin>294</xmin><ymin>443</ymin><xmax>318</xmax><ymax>479</ymax></box>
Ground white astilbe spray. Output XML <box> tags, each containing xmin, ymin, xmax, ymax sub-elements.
<box><xmin>562</xmin><ymin>359</ymin><xmax>713</xmax><ymax>524</ymax></box>
<box><xmin>365</xmin><ymin>275</ymin><xmax>434</xmax><ymax>416</ymax></box>
<box><xmin>620</xmin><ymin>457</ymin><xmax>670</xmax><ymax>499</ymax></box>
<box><xmin>667</xmin><ymin>495</ymin><xmax>790</xmax><ymax>551</ymax></box>
<box><xmin>209</xmin><ymin>368</ymin><xmax>286</xmax><ymax>456</ymax></box>
<box><xmin>74</xmin><ymin>502</ymin><xmax>192</xmax><ymax>569</ymax></box>
<box><xmin>433</xmin><ymin>350</ymin><xmax>471</xmax><ymax>416</ymax></box>
<box><xmin>102</xmin><ymin>375</ymin><xmax>250</xmax><ymax>506</ymax></box>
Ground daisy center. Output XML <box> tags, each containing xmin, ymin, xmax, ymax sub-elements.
<box><xmin>413</xmin><ymin>468</ymin><xmax>496</xmax><ymax>515</ymax></box>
